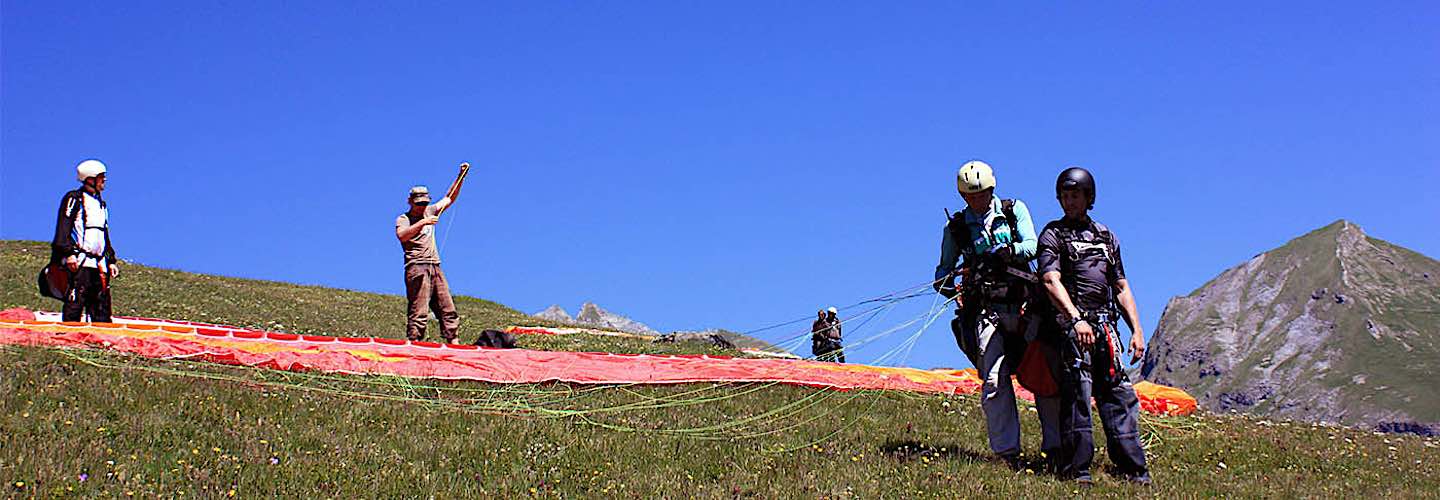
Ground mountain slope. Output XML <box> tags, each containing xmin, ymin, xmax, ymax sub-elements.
<box><xmin>0</xmin><ymin>241</ymin><xmax>730</xmax><ymax>358</ymax></box>
<box><xmin>1142</xmin><ymin>221</ymin><xmax>1440</xmax><ymax>432</ymax></box>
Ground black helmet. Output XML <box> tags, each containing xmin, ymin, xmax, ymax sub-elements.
<box><xmin>1056</xmin><ymin>167</ymin><xmax>1096</xmax><ymax>208</ymax></box>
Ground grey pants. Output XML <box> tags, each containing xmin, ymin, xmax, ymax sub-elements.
<box><xmin>956</xmin><ymin>308</ymin><xmax>1061</xmax><ymax>457</ymax></box>
<box><xmin>1059</xmin><ymin>320</ymin><xmax>1149</xmax><ymax>480</ymax></box>
<box><xmin>404</xmin><ymin>264</ymin><xmax>460</xmax><ymax>342</ymax></box>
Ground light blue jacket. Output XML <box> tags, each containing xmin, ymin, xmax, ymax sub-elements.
<box><xmin>934</xmin><ymin>196</ymin><xmax>1038</xmax><ymax>284</ymax></box>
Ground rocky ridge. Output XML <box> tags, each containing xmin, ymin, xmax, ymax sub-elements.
<box><xmin>1141</xmin><ymin>221</ymin><xmax>1440</xmax><ymax>434</ymax></box>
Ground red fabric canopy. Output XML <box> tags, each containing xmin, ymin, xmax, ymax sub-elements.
<box><xmin>0</xmin><ymin>308</ymin><xmax>1195</xmax><ymax>415</ymax></box>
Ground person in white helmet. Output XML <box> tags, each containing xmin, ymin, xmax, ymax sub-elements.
<box><xmin>933</xmin><ymin>160</ymin><xmax>1061</xmax><ymax>470</ymax></box>
<box><xmin>811</xmin><ymin>306</ymin><xmax>845</xmax><ymax>362</ymax></box>
<box><xmin>396</xmin><ymin>162</ymin><xmax>470</xmax><ymax>343</ymax></box>
<box><xmin>50</xmin><ymin>159</ymin><xmax>119</xmax><ymax>322</ymax></box>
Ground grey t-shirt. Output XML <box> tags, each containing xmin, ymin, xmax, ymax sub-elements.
<box><xmin>1036</xmin><ymin>217</ymin><xmax>1125</xmax><ymax>311</ymax></box>
<box><xmin>397</xmin><ymin>204</ymin><xmax>442</xmax><ymax>266</ymax></box>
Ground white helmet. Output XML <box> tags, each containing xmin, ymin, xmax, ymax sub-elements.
<box><xmin>76</xmin><ymin>159</ymin><xmax>107</xmax><ymax>182</ymax></box>
<box><xmin>826</xmin><ymin>307</ymin><xmax>838</xmax><ymax>315</ymax></box>
<box><xmin>956</xmin><ymin>160</ymin><xmax>996</xmax><ymax>194</ymax></box>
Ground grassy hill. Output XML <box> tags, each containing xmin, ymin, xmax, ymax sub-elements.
<box><xmin>2</xmin><ymin>240</ymin><xmax>1437</xmax><ymax>497</ymax></box>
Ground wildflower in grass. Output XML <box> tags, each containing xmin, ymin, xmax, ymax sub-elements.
<box><xmin>269</xmin><ymin>456</ymin><xmax>280</xmax><ymax>465</ymax></box>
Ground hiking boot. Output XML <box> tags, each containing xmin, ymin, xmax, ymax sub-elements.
<box><xmin>1075</xmin><ymin>476</ymin><xmax>1094</xmax><ymax>488</ymax></box>
<box><xmin>1127</xmin><ymin>473</ymin><xmax>1153</xmax><ymax>487</ymax></box>
<box><xmin>999</xmin><ymin>454</ymin><xmax>1023</xmax><ymax>471</ymax></box>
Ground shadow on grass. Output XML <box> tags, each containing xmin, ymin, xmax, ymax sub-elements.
<box><xmin>880</xmin><ymin>440</ymin><xmax>1061</xmax><ymax>476</ymax></box>
<box><xmin>879</xmin><ymin>440</ymin><xmax>986</xmax><ymax>463</ymax></box>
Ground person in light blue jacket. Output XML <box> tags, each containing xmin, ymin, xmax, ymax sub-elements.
<box><xmin>934</xmin><ymin>160</ymin><xmax>1060</xmax><ymax>471</ymax></box>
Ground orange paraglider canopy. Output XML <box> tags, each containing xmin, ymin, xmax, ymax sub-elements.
<box><xmin>0</xmin><ymin>308</ymin><xmax>1196</xmax><ymax>415</ymax></box>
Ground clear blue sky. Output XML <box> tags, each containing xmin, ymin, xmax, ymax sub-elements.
<box><xmin>4</xmin><ymin>2</ymin><xmax>1437</xmax><ymax>369</ymax></box>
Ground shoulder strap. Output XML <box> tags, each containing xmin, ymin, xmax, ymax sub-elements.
<box><xmin>1000</xmin><ymin>199</ymin><xmax>1021</xmax><ymax>245</ymax></box>
<box><xmin>1090</xmin><ymin>220</ymin><xmax>1116</xmax><ymax>265</ymax></box>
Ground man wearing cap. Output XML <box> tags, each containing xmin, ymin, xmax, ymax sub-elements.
<box><xmin>52</xmin><ymin>159</ymin><xmax>119</xmax><ymax>322</ymax></box>
<box><xmin>396</xmin><ymin>163</ymin><xmax>470</xmax><ymax>343</ymax></box>
<box><xmin>811</xmin><ymin>307</ymin><xmax>845</xmax><ymax>362</ymax></box>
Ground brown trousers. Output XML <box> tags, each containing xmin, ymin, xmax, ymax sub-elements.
<box><xmin>404</xmin><ymin>263</ymin><xmax>460</xmax><ymax>342</ymax></box>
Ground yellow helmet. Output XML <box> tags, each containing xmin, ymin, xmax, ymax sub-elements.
<box><xmin>956</xmin><ymin>160</ymin><xmax>996</xmax><ymax>194</ymax></box>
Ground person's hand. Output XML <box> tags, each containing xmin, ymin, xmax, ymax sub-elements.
<box><xmin>1074</xmin><ymin>319</ymin><xmax>1096</xmax><ymax>347</ymax></box>
<box><xmin>1129</xmin><ymin>330</ymin><xmax>1146</xmax><ymax>364</ymax></box>
<box><xmin>65</xmin><ymin>255</ymin><xmax>80</xmax><ymax>272</ymax></box>
<box><xmin>109</xmin><ymin>262</ymin><xmax>121</xmax><ymax>279</ymax></box>
<box><xmin>990</xmin><ymin>244</ymin><xmax>1014</xmax><ymax>260</ymax></box>
<box><xmin>418</xmin><ymin>215</ymin><xmax>440</xmax><ymax>227</ymax></box>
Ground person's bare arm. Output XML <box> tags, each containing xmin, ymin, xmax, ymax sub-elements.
<box><xmin>1114</xmin><ymin>278</ymin><xmax>1146</xmax><ymax>363</ymax></box>
<box><xmin>1042</xmin><ymin>270</ymin><xmax>1096</xmax><ymax>347</ymax></box>
<box><xmin>435</xmin><ymin>163</ymin><xmax>470</xmax><ymax>215</ymax></box>
<box><xmin>396</xmin><ymin>216</ymin><xmax>438</xmax><ymax>241</ymax></box>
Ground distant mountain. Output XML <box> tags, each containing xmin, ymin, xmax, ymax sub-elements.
<box><xmin>550</xmin><ymin>302</ymin><xmax>659</xmax><ymax>335</ymax></box>
<box><xmin>1141</xmin><ymin>221</ymin><xmax>1440</xmax><ymax>434</ymax></box>
<box><xmin>534</xmin><ymin>305</ymin><xmax>572</xmax><ymax>322</ymax></box>
<box><xmin>530</xmin><ymin>304</ymin><xmax>793</xmax><ymax>356</ymax></box>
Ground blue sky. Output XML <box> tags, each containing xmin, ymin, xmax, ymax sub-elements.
<box><xmin>3</xmin><ymin>2</ymin><xmax>1437</xmax><ymax>369</ymax></box>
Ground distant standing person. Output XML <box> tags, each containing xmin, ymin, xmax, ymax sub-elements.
<box><xmin>1037</xmin><ymin>167</ymin><xmax>1150</xmax><ymax>485</ymax></box>
<box><xmin>396</xmin><ymin>163</ymin><xmax>470</xmax><ymax>343</ymax></box>
<box><xmin>51</xmin><ymin>159</ymin><xmax>120</xmax><ymax>322</ymax></box>
<box><xmin>811</xmin><ymin>307</ymin><xmax>844</xmax><ymax>362</ymax></box>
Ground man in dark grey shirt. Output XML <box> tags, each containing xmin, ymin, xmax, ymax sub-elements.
<box><xmin>1036</xmin><ymin>167</ymin><xmax>1150</xmax><ymax>486</ymax></box>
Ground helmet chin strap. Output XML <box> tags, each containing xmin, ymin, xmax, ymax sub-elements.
<box><xmin>83</xmin><ymin>178</ymin><xmax>102</xmax><ymax>197</ymax></box>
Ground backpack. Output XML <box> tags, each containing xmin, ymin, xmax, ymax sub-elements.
<box><xmin>36</xmin><ymin>263</ymin><xmax>70</xmax><ymax>301</ymax></box>
<box><xmin>472</xmin><ymin>329</ymin><xmax>519</xmax><ymax>349</ymax></box>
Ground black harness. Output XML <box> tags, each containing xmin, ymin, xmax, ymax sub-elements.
<box><xmin>946</xmin><ymin>199</ymin><xmax>1035</xmax><ymax>306</ymax></box>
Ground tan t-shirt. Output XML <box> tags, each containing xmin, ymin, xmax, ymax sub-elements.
<box><xmin>396</xmin><ymin>202</ymin><xmax>447</xmax><ymax>266</ymax></box>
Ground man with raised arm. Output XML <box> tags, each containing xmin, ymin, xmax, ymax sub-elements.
<box><xmin>396</xmin><ymin>162</ymin><xmax>470</xmax><ymax>343</ymax></box>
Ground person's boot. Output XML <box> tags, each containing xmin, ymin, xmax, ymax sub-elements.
<box><xmin>999</xmin><ymin>454</ymin><xmax>1023</xmax><ymax>472</ymax></box>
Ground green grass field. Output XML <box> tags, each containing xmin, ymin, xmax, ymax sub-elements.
<box><xmin>2</xmin><ymin>240</ymin><xmax>1437</xmax><ymax>497</ymax></box>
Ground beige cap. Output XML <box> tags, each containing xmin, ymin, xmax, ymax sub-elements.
<box><xmin>408</xmin><ymin>185</ymin><xmax>431</xmax><ymax>202</ymax></box>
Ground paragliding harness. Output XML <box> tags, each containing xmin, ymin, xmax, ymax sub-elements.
<box><xmin>37</xmin><ymin>190</ymin><xmax>111</xmax><ymax>302</ymax></box>
<box><xmin>1050</xmin><ymin>220</ymin><xmax>1127</xmax><ymax>382</ymax></box>
<box><xmin>947</xmin><ymin>200</ymin><xmax>1035</xmax><ymax>308</ymax></box>
<box><xmin>945</xmin><ymin>200</ymin><xmax>1054</xmax><ymax>394</ymax></box>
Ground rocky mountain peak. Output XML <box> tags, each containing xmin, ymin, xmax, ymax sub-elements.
<box><xmin>533</xmin><ymin>305</ymin><xmax>572</xmax><ymax>322</ymax></box>
<box><xmin>1142</xmin><ymin>220</ymin><xmax>1440</xmax><ymax>434</ymax></box>
<box><xmin>554</xmin><ymin>302</ymin><xmax>659</xmax><ymax>335</ymax></box>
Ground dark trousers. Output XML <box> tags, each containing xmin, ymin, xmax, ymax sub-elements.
<box><xmin>1059</xmin><ymin>324</ymin><xmax>1149</xmax><ymax>480</ymax></box>
<box><xmin>813</xmin><ymin>337</ymin><xmax>845</xmax><ymax>363</ymax></box>
<box><xmin>62</xmin><ymin>267</ymin><xmax>112</xmax><ymax>323</ymax></box>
